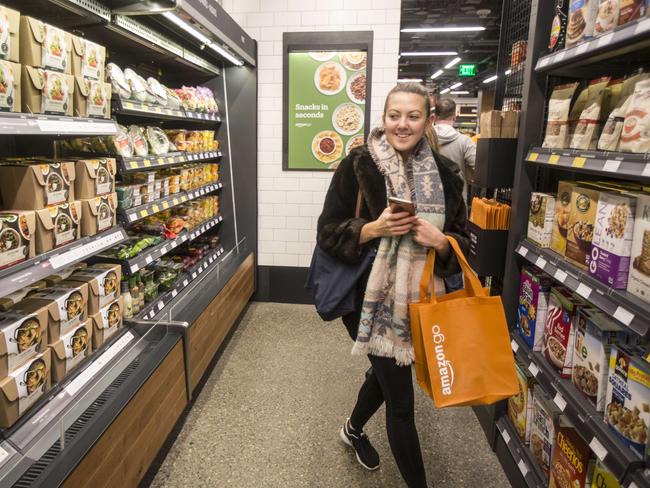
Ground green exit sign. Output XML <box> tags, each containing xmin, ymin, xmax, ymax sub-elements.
<box><xmin>459</xmin><ymin>64</ymin><xmax>477</xmax><ymax>77</ymax></box>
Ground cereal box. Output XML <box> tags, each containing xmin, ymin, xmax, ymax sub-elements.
<box><xmin>528</xmin><ymin>192</ymin><xmax>556</xmax><ymax>247</ymax></box>
<box><xmin>530</xmin><ymin>388</ymin><xmax>562</xmax><ymax>481</ymax></box>
<box><xmin>566</xmin><ymin>185</ymin><xmax>602</xmax><ymax>269</ymax></box>
<box><xmin>627</xmin><ymin>194</ymin><xmax>650</xmax><ymax>304</ymax></box>
<box><xmin>508</xmin><ymin>360</ymin><xmax>535</xmax><ymax>444</ymax></box>
<box><xmin>588</xmin><ymin>191</ymin><xmax>637</xmax><ymax>288</ymax></box>
<box><xmin>572</xmin><ymin>309</ymin><xmax>626</xmax><ymax>411</ymax></box>
<box><xmin>542</xmin><ymin>287</ymin><xmax>589</xmax><ymax>378</ymax></box>
<box><xmin>549</xmin><ymin>417</ymin><xmax>594</xmax><ymax>488</ymax></box>
<box><xmin>516</xmin><ymin>267</ymin><xmax>553</xmax><ymax>351</ymax></box>
<box><xmin>591</xmin><ymin>460</ymin><xmax>621</xmax><ymax>488</ymax></box>
<box><xmin>604</xmin><ymin>345</ymin><xmax>650</xmax><ymax>458</ymax></box>
<box><xmin>551</xmin><ymin>181</ymin><xmax>575</xmax><ymax>256</ymax></box>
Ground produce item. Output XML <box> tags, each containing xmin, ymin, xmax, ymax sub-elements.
<box><xmin>50</xmin><ymin>318</ymin><xmax>92</xmax><ymax>382</ymax></box>
<box><xmin>123</xmin><ymin>68</ymin><xmax>148</xmax><ymax>102</ymax></box>
<box><xmin>19</xmin><ymin>17</ymin><xmax>71</xmax><ymax>73</ymax></box>
<box><xmin>618</xmin><ymin>0</ymin><xmax>645</xmax><ymax>25</ymax></box>
<box><xmin>572</xmin><ymin>309</ymin><xmax>626</xmax><ymax>410</ymax></box>
<box><xmin>604</xmin><ymin>345</ymin><xmax>650</xmax><ymax>457</ymax></box>
<box><xmin>588</xmin><ymin>191</ymin><xmax>637</xmax><ymax>288</ymax></box>
<box><xmin>71</xmin><ymin>36</ymin><xmax>105</xmax><ymax>81</ymax></box>
<box><xmin>542</xmin><ymin>287</ymin><xmax>589</xmax><ymax>378</ymax></box>
<box><xmin>142</xmin><ymin>271</ymin><xmax>158</xmax><ymax>303</ymax></box>
<box><xmin>75</xmin><ymin>158</ymin><xmax>116</xmax><ymax>199</ymax></box>
<box><xmin>591</xmin><ymin>461</ymin><xmax>622</xmax><ymax>488</ymax></box>
<box><xmin>570</xmin><ymin>76</ymin><xmax>611</xmax><ymax>150</ymax></box>
<box><xmin>0</xmin><ymin>349</ymin><xmax>51</xmax><ymax>428</ymax></box>
<box><xmin>0</xmin><ymin>281</ymin><xmax>46</xmax><ymax>312</ymax></box>
<box><xmin>90</xmin><ymin>296</ymin><xmax>122</xmax><ymax>349</ymax></box>
<box><xmin>517</xmin><ymin>267</ymin><xmax>553</xmax><ymax>351</ymax></box>
<box><xmin>530</xmin><ymin>389</ymin><xmax>562</xmax><ymax>481</ymax></box>
<box><xmin>73</xmin><ymin>77</ymin><xmax>111</xmax><ymax>119</ymax></box>
<box><xmin>22</xmin><ymin>67</ymin><xmax>74</xmax><ymax>116</ymax></box>
<box><xmin>121</xmin><ymin>280</ymin><xmax>133</xmax><ymax>320</ymax></box>
<box><xmin>105</xmin><ymin>63</ymin><xmax>131</xmax><ymax>99</ymax></box>
<box><xmin>549</xmin><ymin>418</ymin><xmax>594</xmax><ymax>488</ymax></box>
<box><xmin>35</xmin><ymin>201</ymin><xmax>81</xmax><ymax>254</ymax></box>
<box><xmin>551</xmin><ymin>181</ymin><xmax>576</xmax><ymax>256</ymax></box>
<box><xmin>145</xmin><ymin>126</ymin><xmax>171</xmax><ymax>155</ymax></box>
<box><xmin>0</xmin><ymin>6</ymin><xmax>20</xmax><ymax>63</ymax></box>
<box><xmin>129</xmin><ymin>275</ymin><xmax>140</xmax><ymax>315</ymax></box>
<box><xmin>508</xmin><ymin>360</ymin><xmax>535</xmax><ymax>444</ymax></box>
<box><xmin>627</xmin><ymin>194</ymin><xmax>650</xmax><ymax>303</ymax></box>
<box><xmin>595</xmin><ymin>0</ymin><xmax>620</xmax><ymax>35</ymax></box>
<box><xmin>108</xmin><ymin>125</ymin><xmax>134</xmax><ymax>157</ymax></box>
<box><xmin>566</xmin><ymin>184</ymin><xmax>601</xmax><ymax>269</ymax></box>
<box><xmin>619</xmin><ymin>78</ymin><xmax>650</xmax><ymax>153</ymax></box>
<box><xmin>0</xmin><ymin>161</ymin><xmax>75</xmax><ymax>210</ymax></box>
<box><xmin>128</xmin><ymin>125</ymin><xmax>149</xmax><ymax>156</ymax></box>
<box><xmin>0</xmin><ymin>211</ymin><xmax>35</xmax><ymax>270</ymax></box>
<box><xmin>24</xmin><ymin>282</ymin><xmax>88</xmax><ymax>342</ymax></box>
<box><xmin>0</xmin><ymin>60</ymin><xmax>21</xmax><ymax>112</ymax></box>
<box><xmin>566</xmin><ymin>0</ymin><xmax>599</xmax><ymax>46</ymax></box>
<box><xmin>528</xmin><ymin>193</ymin><xmax>556</xmax><ymax>247</ymax></box>
<box><xmin>164</xmin><ymin>86</ymin><xmax>182</xmax><ymax>109</ymax></box>
<box><xmin>0</xmin><ymin>301</ymin><xmax>48</xmax><ymax>377</ymax></box>
<box><xmin>147</xmin><ymin>77</ymin><xmax>168</xmax><ymax>106</ymax></box>
<box><xmin>550</xmin><ymin>0</ymin><xmax>569</xmax><ymax>51</ymax></box>
<box><xmin>116</xmin><ymin>236</ymin><xmax>163</xmax><ymax>260</ymax></box>
<box><xmin>599</xmin><ymin>73</ymin><xmax>648</xmax><ymax>150</ymax></box>
<box><xmin>543</xmin><ymin>82</ymin><xmax>579</xmax><ymax>149</ymax></box>
<box><xmin>67</xmin><ymin>263</ymin><xmax>120</xmax><ymax>315</ymax></box>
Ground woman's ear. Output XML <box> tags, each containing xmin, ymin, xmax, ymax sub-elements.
<box><xmin>428</xmin><ymin>113</ymin><xmax>436</xmax><ymax>126</ymax></box>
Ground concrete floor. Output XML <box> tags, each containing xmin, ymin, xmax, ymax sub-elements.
<box><xmin>150</xmin><ymin>302</ymin><xmax>509</xmax><ymax>488</ymax></box>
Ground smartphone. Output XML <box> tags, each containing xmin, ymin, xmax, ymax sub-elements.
<box><xmin>388</xmin><ymin>197</ymin><xmax>416</xmax><ymax>216</ymax></box>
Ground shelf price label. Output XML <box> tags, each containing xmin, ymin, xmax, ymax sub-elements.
<box><xmin>554</xmin><ymin>269</ymin><xmax>568</xmax><ymax>283</ymax></box>
<box><xmin>553</xmin><ymin>392</ymin><xmax>567</xmax><ymax>411</ymax></box>
<box><xmin>643</xmin><ymin>163</ymin><xmax>650</xmax><ymax>178</ymax></box>
<box><xmin>152</xmin><ymin>205</ymin><xmax>160</xmax><ymax>214</ymax></box>
<box><xmin>528</xmin><ymin>152</ymin><xmax>538</xmax><ymax>162</ymax></box>
<box><xmin>603</xmin><ymin>160</ymin><xmax>621</xmax><ymax>173</ymax></box>
<box><xmin>517</xmin><ymin>246</ymin><xmax>528</xmax><ymax>258</ymax></box>
<box><xmin>613</xmin><ymin>306</ymin><xmax>634</xmax><ymax>326</ymax></box>
<box><xmin>143</xmin><ymin>160</ymin><xmax>151</xmax><ymax>168</ymax></box>
<box><xmin>501</xmin><ymin>429</ymin><xmax>511</xmax><ymax>445</ymax></box>
<box><xmin>548</xmin><ymin>154</ymin><xmax>560</xmax><ymax>165</ymax></box>
<box><xmin>535</xmin><ymin>256</ymin><xmax>547</xmax><ymax>269</ymax></box>
<box><xmin>510</xmin><ymin>339</ymin><xmax>519</xmax><ymax>353</ymax></box>
<box><xmin>162</xmin><ymin>201</ymin><xmax>169</xmax><ymax>210</ymax></box>
<box><xmin>589</xmin><ymin>437</ymin><xmax>608</xmax><ymax>461</ymax></box>
<box><xmin>129</xmin><ymin>161</ymin><xmax>139</xmax><ymax>169</ymax></box>
<box><xmin>572</xmin><ymin>157</ymin><xmax>587</xmax><ymax>168</ymax></box>
<box><xmin>576</xmin><ymin>43</ymin><xmax>589</xmax><ymax>55</ymax></box>
<box><xmin>576</xmin><ymin>283</ymin><xmax>592</xmax><ymax>299</ymax></box>
<box><xmin>527</xmin><ymin>362</ymin><xmax>539</xmax><ymax>377</ymax></box>
<box><xmin>517</xmin><ymin>459</ymin><xmax>528</xmax><ymax>477</ymax></box>
<box><xmin>139</xmin><ymin>209</ymin><xmax>148</xmax><ymax>218</ymax></box>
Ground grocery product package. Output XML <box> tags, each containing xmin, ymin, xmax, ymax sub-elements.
<box><xmin>618</xmin><ymin>0</ymin><xmax>646</xmax><ymax>25</ymax></box>
<box><xmin>91</xmin><ymin>296</ymin><xmax>123</xmax><ymax>349</ymax></box>
<box><xmin>568</xmin><ymin>84</ymin><xmax>589</xmax><ymax>144</ymax></box>
<box><xmin>566</xmin><ymin>184</ymin><xmax>601</xmax><ymax>269</ymax></box>
<box><xmin>549</xmin><ymin>417</ymin><xmax>595</xmax><ymax>488</ymax></box>
<box><xmin>0</xmin><ymin>161</ymin><xmax>75</xmax><ymax>210</ymax></box>
<box><xmin>0</xmin><ymin>301</ymin><xmax>49</xmax><ymax>377</ymax></box>
<box><xmin>0</xmin><ymin>211</ymin><xmax>35</xmax><ymax>269</ymax></box>
<box><xmin>600</xmin><ymin>78</ymin><xmax>623</xmax><ymax>122</ymax></box>
<box><xmin>528</xmin><ymin>193</ymin><xmax>556</xmax><ymax>247</ymax></box>
<box><xmin>566</xmin><ymin>0</ymin><xmax>599</xmax><ymax>46</ymax></box>
<box><xmin>0</xmin><ymin>60</ymin><xmax>21</xmax><ymax>112</ymax></box>
<box><xmin>67</xmin><ymin>263</ymin><xmax>120</xmax><ymax>315</ymax></box>
<box><xmin>34</xmin><ymin>201</ymin><xmax>81</xmax><ymax>253</ymax></box>
<box><xmin>105</xmin><ymin>63</ymin><xmax>131</xmax><ymax>100</ymax></box>
<box><xmin>49</xmin><ymin>318</ymin><xmax>92</xmax><ymax>382</ymax></box>
<box><xmin>0</xmin><ymin>6</ymin><xmax>20</xmax><ymax>63</ymax></box>
<box><xmin>627</xmin><ymin>194</ymin><xmax>650</xmax><ymax>303</ymax></box>
<box><xmin>619</xmin><ymin>78</ymin><xmax>650</xmax><ymax>153</ymax></box>
<box><xmin>75</xmin><ymin>158</ymin><xmax>116</xmax><ymax>199</ymax></box>
<box><xmin>516</xmin><ymin>267</ymin><xmax>553</xmax><ymax>351</ymax></box>
<box><xmin>21</xmin><ymin>67</ymin><xmax>74</xmax><ymax>116</ymax></box>
<box><xmin>543</xmin><ymin>82</ymin><xmax>579</xmax><ymax>148</ymax></box>
<box><xmin>19</xmin><ymin>17</ymin><xmax>72</xmax><ymax>73</ymax></box>
<box><xmin>530</xmin><ymin>388</ymin><xmax>562</xmax><ymax>480</ymax></box>
<box><xmin>599</xmin><ymin>73</ymin><xmax>648</xmax><ymax>151</ymax></box>
<box><xmin>508</xmin><ymin>360</ymin><xmax>535</xmax><ymax>444</ymax></box>
<box><xmin>549</xmin><ymin>0</ymin><xmax>569</xmax><ymax>52</ymax></box>
<box><xmin>551</xmin><ymin>181</ymin><xmax>576</xmax><ymax>256</ymax></box>
<box><xmin>591</xmin><ymin>460</ymin><xmax>622</xmax><ymax>488</ymax></box>
<box><xmin>0</xmin><ymin>281</ymin><xmax>46</xmax><ymax>312</ymax></box>
<box><xmin>71</xmin><ymin>36</ymin><xmax>105</xmax><ymax>81</ymax></box>
<box><xmin>73</xmin><ymin>77</ymin><xmax>111</xmax><ymax>119</ymax></box>
<box><xmin>570</xmin><ymin>76</ymin><xmax>611</xmax><ymax>150</ymax></box>
<box><xmin>79</xmin><ymin>193</ymin><xmax>116</xmax><ymax>237</ymax></box>
<box><xmin>572</xmin><ymin>309</ymin><xmax>626</xmax><ymax>410</ymax></box>
<box><xmin>594</xmin><ymin>0</ymin><xmax>621</xmax><ymax>35</ymax></box>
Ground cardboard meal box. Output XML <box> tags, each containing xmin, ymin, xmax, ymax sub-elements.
<box><xmin>0</xmin><ymin>161</ymin><xmax>75</xmax><ymax>210</ymax></box>
<box><xmin>627</xmin><ymin>194</ymin><xmax>650</xmax><ymax>304</ymax></box>
<box><xmin>0</xmin><ymin>60</ymin><xmax>20</xmax><ymax>112</ymax></box>
<box><xmin>572</xmin><ymin>309</ymin><xmax>626</xmax><ymax>411</ymax></box>
<box><xmin>74</xmin><ymin>158</ymin><xmax>115</xmax><ymax>200</ymax></box>
<box><xmin>0</xmin><ymin>348</ymin><xmax>50</xmax><ymax>428</ymax></box>
<box><xmin>516</xmin><ymin>267</ymin><xmax>552</xmax><ymax>351</ymax></box>
<box><xmin>79</xmin><ymin>193</ymin><xmax>116</xmax><ymax>238</ymax></box>
<box><xmin>566</xmin><ymin>184</ymin><xmax>602</xmax><ymax>269</ymax></box>
<box><xmin>67</xmin><ymin>263</ymin><xmax>120</xmax><ymax>315</ymax></box>
<box><xmin>49</xmin><ymin>318</ymin><xmax>92</xmax><ymax>382</ymax></box>
<box><xmin>35</xmin><ymin>201</ymin><xmax>81</xmax><ymax>254</ymax></box>
<box><xmin>604</xmin><ymin>345</ymin><xmax>650</xmax><ymax>458</ymax></box>
<box><xmin>530</xmin><ymin>388</ymin><xmax>562</xmax><ymax>481</ymax></box>
<box><xmin>0</xmin><ymin>301</ymin><xmax>49</xmax><ymax>378</ymax></box>
<box><xmin>479</xmin><ymin>110</ymin><xmax>501</xmax><ymax>138</ymax></box>
<box><xmin>549</xmin><ymin>418</ymin><xmax>594</xmax><ymax>488</ymax></box>
<box><xmin>91</xmin><ymin>296</ymin><xmax>123</xmax><ymax>349</ymax></box>
<box><xmin>528</xmin><ymin>192</ymin><xmax>556</xmax><ymax>247</ymax></box>
<box><xmin>508</xmin><ymin>360</ymin><xmax>535</xmax><ymax>445</ymax></box>
<box><xmin>588</xmin><ymin>191</ymin><xmax>637</xmax><ymax>289</ymax></box>
<box><xmin>0</xmin><ymin>280</ymin><xmax>46</xmax><ymax>312</ymax></box>
<box><xmin>19</xmin><ymin>16</ymin><xmax>71</xmax><ymax>73</ymax></box>
<box><xmin>71</xmin><ymin>36</ymin><xmax>105</xmax><ymax>81</ymax></box>
<box><xmin>0</xmin><ymin>211</ymin><xmax>35</xmax><ymax>270</ymax></box>
<box><xmin>42</xmin><ymin>262</ymin><xmax>86</xmax><ymax>288</ymax></box>
<box><xmin>550</xmin><ymin>181</ymin><xmax>576</xmax><ymax>256</ymax></box>
<box><xmin>23</xmin><ymin>281</ymin><xmax>88</xmax><ymax>342</ymax></box>
<box><xmin>0</xmin><ymin>6</ymin><xmax>19</xmax><ymax>63</ymax></box>
<box><xmin>73</xmin><ymin>77</ymin><xmax>111</xmax><ymax>119</ymax></box>
<box><xmin>500</xmin><ymin>110</ymin><xmax>519</xmax><ymax>138</ymax></box>
<box><xmin>22</xmin><ymin>66</ymin><xmax>73</xmax><ymax>115</ymax></box>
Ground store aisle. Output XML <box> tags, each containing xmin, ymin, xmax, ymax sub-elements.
<box><xmin>151</xmin><ymin>302</ymin><xmax>508</xmax><ymax>488</ymax></box>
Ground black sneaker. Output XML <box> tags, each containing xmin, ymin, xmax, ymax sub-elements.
<box><xmin>339</xmin><ymin>418</ymin><xmax>380</xmax><ymax>470</ymax></box>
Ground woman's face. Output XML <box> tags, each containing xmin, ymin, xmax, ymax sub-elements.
<box><xmin>382</xmin><ymin>92</ymin><xmax>430</xmax><ymax>157</ymax></box>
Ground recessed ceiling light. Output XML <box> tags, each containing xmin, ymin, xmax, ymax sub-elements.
<box><xmin>401</xmin><ymin>26</ymin><xmax>486</xmax><ymax>32</ymax></box>
<box><xmin>400</xmin><ymin>51</ymin><xmax>458</xmax><ymax>56</ymax></box>
<box><xmin>505</xmin><ymin>69</ymin><xmax>512</xmax><ymax>75</ymax></box>
<box><xmin>444</xmin><ymin>57</ymin><xmax>462</xmax><ymax>69</ymax></box>
<box><xmin>440</xmin><ymin>88</ymin><xmax>451</xmax><ymax>94</ymax></box>
<box><xmin>449</xmin><ymin>82</ymin><xmax>463</xmax><ymax>89</ymax></box>
<box><xmin>431</xmin><ymin>69</ymin><xmax>444</xmax><ymax>79</ymax></box>
<box><xmin>482</xmin><ymin>75</ymin><xmax>498</xmax><ymax>83</ymax></box>
<box><xmin>397</xmin><ymin>78</ymin><xmax>424</xmax><ymax>83</ymax></box>
<box><xmin>450</xmin><ymin>90</ymin><xmax>470</xmax><ymax>94</ymax></box>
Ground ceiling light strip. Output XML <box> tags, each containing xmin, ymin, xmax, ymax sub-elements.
<box><xmin>401</xmin><ymin>26</ymin><xmax>486</xmax><ymax>33</ymax></box>
<box><xmin>483</xmin><ymin>75</ymin><xmax>498</xmax><ymax>83</ymax></box>
<box><xmin>400</xmin><ymin>51</ymin><xmax>458</xmax><ymax>56</ymax></box>
<box><xmin>444</xmin><ymin>57</ymin><xmax>462</xmax><ymax>69</ymax></box>
<box><xmin>397</xmin><ymin>78</ymin><xmax>424</xmax><ymax>83</ymax></box>
<box><xmin>449</xmin><ymin>82</ymin><xmax>463</xmax><ymax>89</ymax></box>
<box><xmin>440</xmin><ymin>88</ymin><xmax>451</xmax><ymax>94</ymax></box>
<box><xmin>431</xmin><ymin>69</ymin><xmax>444</xmax><ymax>79</ymax></box>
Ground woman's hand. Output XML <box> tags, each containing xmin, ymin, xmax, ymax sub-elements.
<box><xmin>360</xmin><ymin>208</ymin><xmax>417</xmax><ymax>244</ymax></box>
<box><xmin>412</xmin><ymin>218</ymin><xmax>450</xmax><ymax>256</ymax></box>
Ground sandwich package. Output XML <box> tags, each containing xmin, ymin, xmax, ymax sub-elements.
<box><xmin>517</xmin><ymin>267</ymin><xmax>553</xmax><ymax>351</ymax></box>
<box><xmin>618</xmin><ymin>78</ymin><xmax>650</xmax><ymax>153</ymax></box>
<box><xmin>0</xmin><ymin>349</ymin><xmax>51</xmax><ymax>428</ymax></box>
<box><xmin>566</xmin><ymin>184</ymin><xmax>601</xmax><ymax>269</ymax></box>
<box><xmin>0</xmin><ymin>211</ymin><xmax>35</xmax><ymax>269</ymax></box>
<box><xmin>0</xmin><ymin>161</ymin><xmax>75</xmax><ymax>210</ymax></box>
<box><xmin>91</xmin><ymin>296</ymin><xmax>123</xmax><ymax>349</ymax></box>
<box><xmin>570</xmin><ymin>76</ymin><xmax>610</xmax><ymax>150</ymax></box>
<box><xmin>528</xmin><ymin>193</ymin><xmax>556</xmax><ymax>247</ymax></box>
<box><xmin>79</xmin><ymin>193</ymin><xmax>116</xmax><ymax>237</ymax></box>
<box><xmin>74</xmin><ymin>158</ymin><xmax>116</xmax><ymax>200</ymax></box>
<box><xmin>566</xmin><ymin>0</ymin><xmax>599</xmax><ymax>46</ymax></box>
<box><xmin>0</xmin><ymin>6</ymin><xmax>20</xmax><ymax>63</ymax></box>
<box><xmin>73</xmin><ymin>77</ymin><xmax>111</xmax><ymax>119</ymax></box>
<box><xmin>0</xmin><ymin>301</ymin><xmax>49</xmax><ymax>378</ymax></box>
<box><xmin>67</xmin><ymin>263</ymin><xmax>120</xmax><ymax>315</ymax></box>
<box><xmin>530</xmin><ymin>388</ymin><xmax>562</xmax><ymax>481</ymax></box>
<box><xmin>508</xmin><ymin>360</ymin><xmax>536</xmax><ymax>444</ymax></box>
<box><xmin>49</xmin><ymin>318</ymin><xmax>92</xmax><ymax>382</ymax></box>
<box><xmin>543</xmin><ymin>82</ymin><xmax>579</xmax><ymax>149</ymax></box>
<box><xmin>0</xmin><ymin>60</ymin><xmax>21</xmax><ymax>112</ymax></box>
<box><xmin>19</xmin><ymin>16</ymin><xmax>71</xmax><ymax>73</ymax></box>
<box><xmin>35</xmin><ymin>201</ymin><xmax>81</xmax><ymax>253</ymax></box>
<box><xmin>71</xmin><ymin>36</ymin><xmax>105</xmax><ymax>81</ymax></box>
<box><xmin>22</xmin><ymin>66</ymin><xmax>73</xmax><ymax>115</ymax></box>
<box><xmin>627</xmin><ymin>194</ymin><xmax>650</xmax><ymax>303</ymax></box>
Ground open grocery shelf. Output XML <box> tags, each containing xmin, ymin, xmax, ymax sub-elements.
<box><xmin>526</xmin><ymin>147</ymin><xmax>650</xmax><ymax>182</ymax></box>
<box><xmin>516</xmin><ymin>239</ymin><xmax>650</xmax><ymax>338</ymax></box>
<box><xmin>138</xmin><ymin>246</ymin><xmax>225</xmax><ymax>320</ymax></box>
<box><xmin>112</xmin><ymin>98</ymin><xmax>222</xmax><ymax>124</ymax></box>
<box><xmin>495</xmin><ymin>416</ymin><xmax>547</xmax><ymax>488</ymax></box>
<box><xmin>117</xmin><ymin>151</ymin><xmax>222</xmax><ymax>173</ymax></box>
<box><xmin>0</xmin><ymin>113</ymin><xmax>118</xmax><ymax>136</ymax></box>
<box><xmin>510</xmin><ymin>333</ymin><xmax>645</xmax><ymax>482</ymax></box>
<box><xmin>119</xmin><ymin>182</ymin><xmax>223</xmax><ymax>224</ymax></box>
<box><xmin>0</xmin><ymin>227</ymin><xmax>128</xmax><ymax>299</ymax></box>
<box><xmin>535</xmin><ymin>17</ymin><xmax>650</xmax><ymax>75</ymax></box>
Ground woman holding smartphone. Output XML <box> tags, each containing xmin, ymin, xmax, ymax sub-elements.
<box><xmin>316</xmin><ymin>83</ymin><xmax>469</xmax><ymax>487</ymax></box>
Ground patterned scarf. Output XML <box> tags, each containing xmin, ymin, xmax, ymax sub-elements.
<box><xmin>352</xmin><ymin>128</ymin><xmax>446</xmax><ymax>366</ymax></box>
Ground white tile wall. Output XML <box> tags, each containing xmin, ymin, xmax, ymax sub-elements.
<box><xmin>223</xmin><ymin>0</ymin><xmax>402</xmax><ymax>266</ymax></box>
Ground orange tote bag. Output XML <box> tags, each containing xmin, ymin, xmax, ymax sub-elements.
<box><xmin>409</xmin><ymin>236</ymin><xmax>519</xmax><ymax>408</ymax></box>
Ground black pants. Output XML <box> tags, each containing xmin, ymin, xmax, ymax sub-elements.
<box><xmin>350</xmin><ymin>355</ymin><xmax>428</xmax><ymax>488</ymax></box>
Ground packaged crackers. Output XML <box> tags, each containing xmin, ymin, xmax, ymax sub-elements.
<box><xmin>517</xmin><ymin>267</ymin><xmax>553</xmax><ymax>351</ymax></box>
<box><xmin>627</xmin><ymin>194</ymin><xmax>650</xmax><ymax>303</ymax></box>
<box><xmin>528</xmin><ymin>193</ymin><xmax>556</xmax><ymax>247</ymax></box>
<box><xmin>530</xmin><ymin>388</ymin><xmax>562</xmax><ymax>481</ymax></box>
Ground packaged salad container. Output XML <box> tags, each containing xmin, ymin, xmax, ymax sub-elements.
<box><xmin>71</xmin><ymin>36</ymin><xmax>105</xmax><ymax>81</ymax></box>
<box><xmin>0</xmin><ymin>211</ymin><xmax>35</xmax><ymax>269</ymax></box>
<box><xmin>73</xmin><ymin>77</ymin><xmax>111</xmax><ymax>119</ymax></box>
<box><xmin>0</xmin><ymin>6</ymin><xmax>20</xmax><ymax>63</ymax></box>
<box><xmin>22</xmin><ymin>66</ymin><xmax>73</xmax><ymax>116</ymax></box>
<box><xmin>19</xmin><ymin>17</ymin><xmax>72</xmax><ymax>73</ymax></box>
<box><xmin>0</xmin><ymin>161</ymin><xmax>76</xmax><ymax>210</ymax></box>
<box><xmin>74</xmin><ymin>158</ymin><xmax>116</xmax><ymax>199</ymax></box>
<box><xmin>0</xmin><ymin>60</ymin><xmax>21</xmax><ymax>112</ymax></box>
<box><xmin>34</xmin><ymin>201</ymin><xmax>81</xmax><ymax>254</ymax></box>
<box><xmin>49</xmin><ymin>318</ymin><xmax>92</xmax><ymax>382</ymax></box>
<box><xmin>105</xmin><ymin>63</ymin><xmax>130</xmax><ymax>100</ymax></box>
